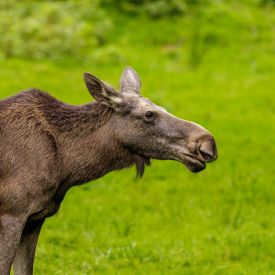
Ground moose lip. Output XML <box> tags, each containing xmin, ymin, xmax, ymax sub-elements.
<box><xmin>181</xmin><ymin>155</ymin><xmax>206</xmax><ymax>173</ymax></box>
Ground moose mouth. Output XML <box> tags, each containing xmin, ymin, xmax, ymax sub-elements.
<box><xmin>181</xmin><ymin>154</ymin><xmax>206</xmax><ymax>173</ymax></box>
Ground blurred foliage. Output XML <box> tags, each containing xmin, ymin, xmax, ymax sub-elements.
<box><xmin>101</xmin><ymin>0</ymin><xmax>213</xmax><ymax>18</ymax></box>
<box><xmin>260</xmin><ymin>0</ymin><xmax>275</xmax><ymax>5</ymax></box>
<box><xmin>0</xmin><ymin>0</ymin><xmax>111</xmax><ymax>60</ymax></box>
<box><xmin>0</xmin><ymin>0</ymin><xmax>273</xmax><ymax>63</ymax></box>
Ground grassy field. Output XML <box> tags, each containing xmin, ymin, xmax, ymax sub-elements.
<box><xmin>1</xmin><ymin>1</ymin><xmax>275</xmax><ymax>274</ymax></box>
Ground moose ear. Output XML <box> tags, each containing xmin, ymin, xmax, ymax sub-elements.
<box><xmin>83</xmin><ymin>72</ymin><xmax>123</xmax><ymax>108</ymax></box>
<box><xmin>120</xmin><ymin>66</ymin><xmax>141</xmax><ymax>95</ymax></box>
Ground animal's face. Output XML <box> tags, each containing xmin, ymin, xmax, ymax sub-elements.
<box><xmin>83</xmin><ymin>67</ymin><xmax>217</xmax><ymax>173</ymax></box>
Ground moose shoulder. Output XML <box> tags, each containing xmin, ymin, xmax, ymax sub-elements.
<box><xmin>0</xmin><ymin>67</ymin><xmax>217</xmax><ymax>275</ymax></box>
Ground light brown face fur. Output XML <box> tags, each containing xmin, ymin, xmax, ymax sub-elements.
<box><xmin>84</xmin><ymin>67</ymin><xmax>218</xmax><ymax>173</ymax></box>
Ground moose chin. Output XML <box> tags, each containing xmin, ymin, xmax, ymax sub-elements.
<box><xmin>0</xmin><ymin>66</ymin><xmax>217</xmax><ymax>275</ymax></box>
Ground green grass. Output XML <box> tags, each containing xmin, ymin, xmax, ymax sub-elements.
<box><xmin>1</xmin><ymin>2</ymin><xmax>275</xmax><ymax>274</ymax></box>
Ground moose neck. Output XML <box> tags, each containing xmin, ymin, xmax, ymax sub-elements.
<box><xmin>46</xmin><ymin>101</ymin><xmax>135</xmax><ymax>186</ymax></box>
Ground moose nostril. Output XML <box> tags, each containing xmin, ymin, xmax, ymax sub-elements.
<box><xmin>196</xmin><ymin>135</ymin><xmax>218</xmax><ymax>162</ymax></box>
<box><xmin>198</xmin><ymin>149</ymin><xmax>214</xmax><ymax>162</ymax></box>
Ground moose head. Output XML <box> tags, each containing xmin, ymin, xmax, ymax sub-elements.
<box><xmin>83</xmin><ymin>66</ymin><xmax>218</xmax><ymax>175</ymax></box>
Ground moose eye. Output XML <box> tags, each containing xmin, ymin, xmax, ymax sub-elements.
<box><xmin>144</xmin><ymin>111</ymin><xmax>155</xmax><ymax>120</ymax></box>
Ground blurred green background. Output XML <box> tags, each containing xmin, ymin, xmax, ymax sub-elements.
<box><xmin>1</xmin><ymin>0</ymin><xmax>275</xmax><ymax>274</ymax></box>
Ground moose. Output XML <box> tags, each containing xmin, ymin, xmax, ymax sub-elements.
<box><xmin>0</xmin><ymin>67</ymin><xmax>217</xmax><ymax>274</ymax></box>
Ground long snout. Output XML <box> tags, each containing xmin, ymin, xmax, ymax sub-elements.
<box><xmin>173</xmin><ymin>118</ymin><xmax>218</xmax><ymax>172</ymax></box>
<box><xmin>155</xmin><ymin>110</ymin><xmax>218</xmax><ymax>172</ymax></box>
<box><xmin>186</xmin><ymin>122</ymin><xmax>217</xmax><ymax>159</ymax></box>
<box><xmin>194</xmin><ymin>134</ymin><xmax>218</xmax><ymax>163</ymax></box>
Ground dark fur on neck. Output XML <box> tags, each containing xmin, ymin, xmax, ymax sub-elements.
<box><xmin>33</xmin><ymin>91</ymin><xmax>113</xmax><ymax>135</ymax></box>
<box><xmin>25</xmin><ymin>89</ymin><xmax>150</xmax><ymax>179</ymax></box>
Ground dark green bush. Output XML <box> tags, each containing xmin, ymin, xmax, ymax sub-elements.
<box><xmin>260</xmin><ymin>0</ymin><xmax>275</xmax><ymax>4</ymax></box>
<box><xmin>101</xmin><ymin>0</ymin><xmax>209</xmax><ymax>18</ymax></box>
